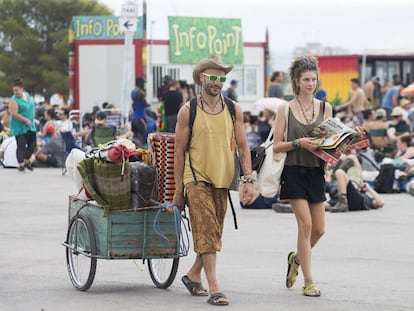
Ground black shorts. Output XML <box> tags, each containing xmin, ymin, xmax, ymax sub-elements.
<box><xmin>280</xmin><ymin>165</ymin><xmax>326</xmax><ymax>203</ymax></box>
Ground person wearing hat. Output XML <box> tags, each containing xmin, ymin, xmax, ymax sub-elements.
<box><xmin>173</xmin><ymin>55</ymin><xmax>254</xmax><ymax>306</ymax></box>
<box><xmin>223</xmin><ymin>79</ymin><xmax>238</xmax><ymax>102</ymax></box>
<box><xmin>94</xmin><ymin>110</ymin><xmax>108</xmax><ymax>125</ymax></box>
<box><xmin>389</xmin><ymin>106</ymin><xmax>410</xmax><ymax>137</ymax></box>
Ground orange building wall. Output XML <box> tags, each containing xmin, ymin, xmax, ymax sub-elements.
<box><xmin>318</xmin><ymin>55</ymin><xmax>360</xmax><ymax>105</ymax></box>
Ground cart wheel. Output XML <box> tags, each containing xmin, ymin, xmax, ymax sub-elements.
<box><xmin>65</xmin><ymin>214</ymin><xmax>97</xmax><ymax>291</ymax></box>
<box><xmin>147</xmin><ymin>258</ymin><xmax>179</xmax><ymax>289</ymax></box>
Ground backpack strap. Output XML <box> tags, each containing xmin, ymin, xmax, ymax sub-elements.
<box><xmin>221</xmin><ymin>96</ymin><xmax>238</xmax><ymax>229</ymax></box>
<box><xmin>188</xmin><ymin>96</ymin><xmax>198</xmax><ymax>147</ymax></box>
<box><xmin>188</xmin><ymin>96</ymin><xmax>198</xmax><ymax>184</ymax></box>
<box><xmin>222</xmin><ymin>96</ymin><xmax>236</xmax><ymax>123</ymax></box>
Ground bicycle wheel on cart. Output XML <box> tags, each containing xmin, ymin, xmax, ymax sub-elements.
<box><xmin>65</xmin><ymin>214</ymin><xmax>97</xmax><ymax>291</ymax></box>
<box><xmin>147</xmin><ymin>257</ymin><xmax>179</xmax><ymax>289</ymax></box>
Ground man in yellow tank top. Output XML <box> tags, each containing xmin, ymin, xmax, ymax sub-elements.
<box><xmin>173</xmin><ymin>55</ymin><xmax>254</xmax><ymax>306</ymax></box>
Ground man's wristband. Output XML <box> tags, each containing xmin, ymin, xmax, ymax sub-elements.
<box><xmin>238</xmin><ymin>175</ymin><xmax>256</xmax><ymax>184</ymax></box>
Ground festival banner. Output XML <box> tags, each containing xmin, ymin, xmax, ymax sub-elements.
<box><xmin>168</xmin><ymin>16</ymin><xmax>244</xmax><ymax>64</ymax></box>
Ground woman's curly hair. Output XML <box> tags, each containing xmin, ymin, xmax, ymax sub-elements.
<box><xmin>289</xmin><ymin>56</ymin><xmax>320</xmax><ymax>95</ymax></box>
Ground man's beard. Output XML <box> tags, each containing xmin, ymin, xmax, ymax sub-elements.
<box><xmin>203</xmin><ymin>84</ymin><xmax>221</xmax><ymax>97</ymax></box>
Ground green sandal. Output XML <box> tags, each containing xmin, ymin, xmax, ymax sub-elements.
<box><xmin>303</xmin><ymin>283</ymin><xmax>321</xmax><ymax>297</ymax></box>
<box><xmin>285</xmin><ymin>251</ymin><xmax>299</xmax><ymax>288</ymax></box>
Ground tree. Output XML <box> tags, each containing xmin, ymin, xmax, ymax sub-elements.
<box><xmin>0</xmin><ymin>0</ymin><xmax>112</xmax><ymax>102</ymax></box>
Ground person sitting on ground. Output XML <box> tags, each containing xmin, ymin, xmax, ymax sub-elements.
<box><xmin>104</xmin><ymin>103</ymin><xmax>124</xmax><ymax>131</ymax></box>
<box><xmin>91</xmin><ymin>111</ymin><xmax>116</xmax><ymax>146</ymax></box>
<box><xmin>368</xmin><ymin>108</ymin><xmax>398</xmax><ymax>159</ymax></box>
<box><xmin>37</xmin><ymin>124</ymin><xmax>57</xmax><ymax>147</ymax></box>
<box><xmin>38</xmin><ymin>108</ymin><xmax>57</xmax><ymax>144</ymax></box>
<box><xmin>328</xmin><ymin>153</ymin><xmax>384</xmax><ymax>212</ymax></box>
<box><xmin>380</xmin><ymin>135</ymin><xmax>414</xmax><ymax>192</ymax></box>
<box><xmin>56</xmin><ymin>108</ymin><xmax>73</xmax><ymax>133</ymax></box>
<box><xmin>33</xmin><ymin>135</ymin><xmax>64</xmax><ymax>168</ymax></box>
<box><xmin>360</xmin><ymin>109</ymin><xmax>375</xmax><ymax>133</ymax></box>
<box><xmin>74</xmin><ymin>112</ymin><xmax>94</xmax><ymax>148</ymax></box>
<box><xmin>0</xmin><ymin>136</ymin><xmax>18</xmax><ymax>168</ymax></box>
<box><xmin>39</xmin><ymin>108</ymin><xmax>57</xmax><ymax>135</ymax></box>
<box><xmin>0</xmin><ymin>98</ymin><xmax>11</xmax><ymax>133</ymax></box>
<box><xmin>392</xmin><ymin>135</ymin><xmax>414</xmax><ymax>166</ymax></box>
<box><xmin>403</xmin><ymin>164</ymin><xmax>414</xmax><ymax>196</ymax></box>
<box><xmin>388</xmin><ymin>106</ymin><xmax>411</xmax><ymax>138</ymax></box>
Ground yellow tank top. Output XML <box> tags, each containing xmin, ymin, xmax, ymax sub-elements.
<box><xmin>183</xmin><ymin>103</ymin><xmax>235</xmax><ymax>188</ymax></box>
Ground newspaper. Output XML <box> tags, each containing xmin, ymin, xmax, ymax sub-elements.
<box><xmin>308</xmin><ymin>118</ymin><xmax>370</xmax><ymax>165</ymax></box>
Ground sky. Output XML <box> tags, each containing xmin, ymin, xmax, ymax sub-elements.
<box><xmin>98</xmin><ymin>0</ymin><xmax>414</xmax><ymax>70</ymax></box>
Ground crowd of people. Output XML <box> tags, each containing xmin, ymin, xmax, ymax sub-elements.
<box><xmin>0</xmin><ymin>77</ymin><xmax>159</xmax><ymax>170</ymax></box>
<box><xmin>2</xmin><ymin>55</ymin><xmax>414</xmax><ymax>307</ymax></box>
<box><xmin>1</xmin><ymin>67</ymin><xmax>413</xmax><ymax>198</ymax></box>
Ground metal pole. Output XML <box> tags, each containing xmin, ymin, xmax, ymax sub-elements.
<box><xmin>119</xmin><ymin>0</ymin><xmax>139</xmax><ymax>120</ymax></box>
<box><xmin>120</xmin><ymin>31</ymin><xmax>134</xmax><ymax>119</ymax></box>
<box><xmin>148</xmin><ymin>20</ymin><xmax>155</xmax><ymax>102</ymax></box>
<box><xmin>361</xmin><ymin>51</ymin><xmax>367</xmax><ymax>85</ymax></box>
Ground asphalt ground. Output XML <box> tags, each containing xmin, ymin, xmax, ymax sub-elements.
<box><xmin>0</xmin><ymin>167</ymin><xmax>413</xmax><ymax>311</ymax></box>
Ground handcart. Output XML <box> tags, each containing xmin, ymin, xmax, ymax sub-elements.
<box><xmin>62</xmin><ymin>195</ymin><xmax>188</xmax><ymax>291</ymax></box>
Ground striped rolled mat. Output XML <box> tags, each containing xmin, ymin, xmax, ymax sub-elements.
<box><xmin>148</xmin><ymin>132</ymin><xmax>176</xmax><ymax>203</ymax></box>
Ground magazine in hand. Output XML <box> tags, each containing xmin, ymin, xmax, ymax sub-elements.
<box><xmin>308</xmin><ymin>118</ymin><xmax>370</xmax><ymax>165</ymax></box>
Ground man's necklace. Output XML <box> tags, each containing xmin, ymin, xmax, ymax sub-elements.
<box><xmin>296</xmin><ymin>97</ymin><xmax>315</xmax><ymax>124</ymax></box>
<box><xmin>200</xmin><ymin>95</ymin><xmax>222</xmax><ymax>111</ymax></box>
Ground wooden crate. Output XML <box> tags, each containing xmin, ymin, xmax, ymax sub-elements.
<box><xmin>68</xmin><ymin>196</ymin><xmax>180</xmax><ymax>259</ymax></box>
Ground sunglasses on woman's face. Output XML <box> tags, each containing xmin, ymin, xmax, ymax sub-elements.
<box><xmin>202</xmin><ymin>72</ymin><xmax>227</xmax><ymax>83</ymax></box>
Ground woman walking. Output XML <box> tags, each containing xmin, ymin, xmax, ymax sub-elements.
<box><xmin>9</xmin><ymin>78</ymin><xmax>37</xmax><ymax>171</ymax></box>
<box><xmin>273</xmin><ymin>56</ymin><xmax>332</xmax><ymax>297</ymax></box>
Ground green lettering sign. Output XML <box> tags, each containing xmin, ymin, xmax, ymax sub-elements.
<box><xmin>168</xmin><ymin>16</ymin><xmax>243</xmax><ymax>64</ymax></box>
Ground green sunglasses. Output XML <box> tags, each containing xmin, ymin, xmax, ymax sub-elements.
<box><xmin>202</xmin><ymin>72</ymin><xmax>227</xmax><ymax>83</ymax></box>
